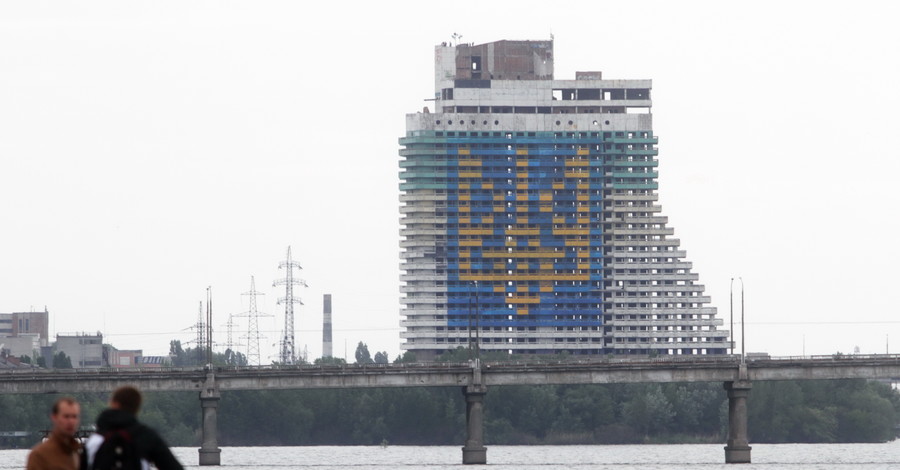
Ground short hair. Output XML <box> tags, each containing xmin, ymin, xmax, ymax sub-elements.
<box><xmin>51</xmin><ymin>397</ymin><xmax>78</xmax><ymax>415</ymax></box>
<box><xmin>111</xmin><ymin>386</ymin><xmax>142</xmax><ymax>414</ymax></box>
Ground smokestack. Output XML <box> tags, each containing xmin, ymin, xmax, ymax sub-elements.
<box><xmin>323</xmin><ymin>294</ymin><xmax>333</xmax><ymax>357</ymax></box>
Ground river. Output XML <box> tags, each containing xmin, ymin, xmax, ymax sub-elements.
<box><xmin>2</xmin><ymin>442</ymin><xmax>899</xmax><ymax>469</ymax></box>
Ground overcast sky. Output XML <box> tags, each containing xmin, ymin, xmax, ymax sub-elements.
<box><xmin>2</xmin><ymin>1</ymin><xmax>899</xmax><ymax>361</ymax></box>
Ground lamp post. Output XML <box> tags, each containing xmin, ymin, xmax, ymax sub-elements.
<box><xmin>730</xmin><ymin>277</ymin><xmax>745</xmax><ymax>360</ymax></box>
<box><xmin>467</xmin><ymin>286</ymin><xmax>474</xmax><ymax>360</ymax></box>
<box><xmin>468</xmin><ymin>281</ymin><xmax>481</xmax><ymax>361</ymax></box>
<box><xmin>729</xmin><ymin>278</ymin><xmax>734</xmax><ymax>356</ymax></box>
<box><xmin>474</xmin><ymin>280</ymin><xmax>480</xmax><ymax>360</ymax></box>
<box><xmin>738</xmin><ymin>277</ymin><xmax>745</xmax><ymax>363</ymax></box>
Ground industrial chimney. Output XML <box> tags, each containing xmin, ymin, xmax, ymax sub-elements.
<box><xmin>322</xmin><ymin>294</ymin><xmax>333</xmax><ymax>357</ymax></box>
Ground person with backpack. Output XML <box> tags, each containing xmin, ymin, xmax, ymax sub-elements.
<box><xmin>85</xmin><ymin>386</ymin><xmax>183</xmax><ymax>470</ymax></box>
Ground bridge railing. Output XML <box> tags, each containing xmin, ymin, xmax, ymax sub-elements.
<box><xmin>4</xmin><ymin>354</ymin><xmax>900</xmax><ymax>377</ymax></box>
<box><xmin>748</xmin><ymin>354</ymin><xmax>900</xmax><ymax>364</ymax></box>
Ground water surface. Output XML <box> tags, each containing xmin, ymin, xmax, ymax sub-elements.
<box><xmin>3</xmin><ymin>442</ymin><xmax>899</xmax><ymax>469</ymax></box>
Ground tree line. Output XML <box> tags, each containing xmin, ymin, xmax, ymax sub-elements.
<box><xmin>1</xmin><ymin>378</ymin><xmax>896</xmax><ymax>448</ymax></box>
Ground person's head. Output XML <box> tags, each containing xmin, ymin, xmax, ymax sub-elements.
<box><xmin>50</xmin><ymin>397</ymin><xmax>80</xmax><ymax>436</ymax></box>
<box><xmin>110</xmin><ymin>385</ymin><xmax>142</xmax><ymax>415</ymax></box>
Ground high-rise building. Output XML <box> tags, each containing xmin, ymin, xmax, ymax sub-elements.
<box><xmin>399</xmin><ymin>39</ymin><xmax>730</xmax><ymax>361</ymax></box>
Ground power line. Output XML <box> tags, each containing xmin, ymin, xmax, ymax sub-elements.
<box><xmin>102</xmin><ymin>326</ymin><xmax>402</xmax><ymax>338</ymax></box>
<box><xmin>748</xmin><ymin>321</ymin><xmax>900</xmax><ymax>325</ymax></box>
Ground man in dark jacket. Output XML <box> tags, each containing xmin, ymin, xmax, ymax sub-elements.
<box><xmin>85</xmin><ymin>386</ymin><xmax>183</xmax><ymax>470</ymax></box>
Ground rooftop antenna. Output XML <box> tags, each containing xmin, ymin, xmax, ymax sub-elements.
<box><xmin>273</xmin><ymin>246</ymin><xmax>307</xmax><ymax>365</ymax></box>
<box><xmin>237</xmin><ymin>276</ymin><xmax>271</xmax><ymax>366</ymax></box>
<box><xmin>451</xmin><ymin>32</ymin><xmax>463</xmax><ymax>47</ymax></box>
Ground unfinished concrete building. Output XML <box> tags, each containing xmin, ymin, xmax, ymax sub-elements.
<box><xmin>399</xmin><ymin>39</ymin><xmax>729</xmax><ymax>360</ymax></box>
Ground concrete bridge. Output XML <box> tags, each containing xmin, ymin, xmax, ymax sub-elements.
<box><xmin>3</xmin><ymin>354</ymin><xmax>900</xmax><ymax>465</ymax></box>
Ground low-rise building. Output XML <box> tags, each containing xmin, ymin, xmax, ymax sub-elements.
<box><xmin>0</xmin><ymin>335</ymin><xmax>40</xmax><ymax>359</ymax></box>
<box><xmin>55</xmin><ymin>333</ymin><xmax>105</xmax><ymax>368</ymax></box>
<box><xmin>1</xmin><ymin>309</ymin><xmax>50</xmax><ymax>354</ymax></box>
<box><xmin>106</xmin><ymin>347</ymin><xmax>143</xmax><ymax>368</ymax></box>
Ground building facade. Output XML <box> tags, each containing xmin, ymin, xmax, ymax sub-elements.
<box><xmin>399</xmin><ymin>40</ymin><xmax>729</xmax><ymax>360</ymax></box>
<box><xmin>0</xmin><ymin>310</ymin><xmax>49</xmax><ymax>342</ymax></box>
<box><xmin>106</xmin><ymin>347</ymin><xmax>143</xmax><ymax>368</ymax></box>
<box><xmin>55</xmin><ymin>333</ymin><xmax>105</xmax><ymax>368</ymax></box>
<box><xmin>0</xmin><ymin>336</ymin><xmax>40</xmax><ymax>359</ymax></box>
<box><xmin>0</xmin><ymin>309</ymin><xmax>49</xmax><ymax>359</ymax></box>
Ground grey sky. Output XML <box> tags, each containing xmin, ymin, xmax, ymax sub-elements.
<box><xmin>2</xmin><ymin>1</ymin><xmax>898</xmax><ymax>361</ymax></box>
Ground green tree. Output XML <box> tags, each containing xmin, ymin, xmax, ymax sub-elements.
<box><xmin>665</xmin><ymin>383</ymin><xmax>724</xmax><ymax>435</ymax></box>
<box><xmin>551</xmin><ymin>384</ymin><xmax>616</xmax><ymax>434</ymax></box>
<box><xmin>19</xmin><ymin>355</ymin><xmax>31</xmax><ymax>364</ymax></box>
<box><xmin>354</xmin><ymin>342</ymin><xmax>373</xmax><ymax>364</ymax></box>
<box><xmin>436</xmin><ymin>346</ymin><xmax>471</xmax><ymax>362</ymax></box>
<box><xmin>169</xmin><ymin>340</ymin><xmax>185</xmax><ymax>366</ymax></box>
<box><xmin>52</xmin><ymin>351</ymin><xmax>72</xmax><ymax>369</ymax></box>
<box><xmin>622</xmin><ymin>384</ymin><xmax>674</xmax><ymax>437</ymax></box>
<box><xmin>437</xmin><ymin>346</ymin><xmax>513</xmax><ymax>363</ymax></box>
<box><xmin>393</xmin><ymin>351</ymin><xmax>417</xmax><ymax>363</ymax></box>
<box><xmin>373</xmin><ymin>351</ymin><xmax>389</xmax><ymax>364</ymax></box>
<box><xmin>835</xmin><ymin>386</ymin><xmax>896</xmax><ymax>442</ymax></box>
<box><xmin>223</xmin><ymin>348</ymin><xmax>247</xmax><ymax>366</ymax></box>
<box><xmin>314</xmin><ymin>356</ymin><xmax>347</xmax><ymax>365</ymax></box>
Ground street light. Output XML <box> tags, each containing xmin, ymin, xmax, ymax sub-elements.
<box><xmin>474</xmin><ymin>280</ymin><xmax>480</xmax><ymax>360</ymax></box>
<box><xmin>730</xmin><ymin>277</ymin><xmax>745</xmax><ymax>361</ymax></box>
<box><xmin>467</xmin><ymin>280</ymin><xmax>481</xmax><ymax>361</ymax></box>
<box><xmin>738</xmin><ymin>278</ymin><xmax>745</xmax><ymax>362</ymax></box>
<box><xmin>467</xmin><ymin>286</ymin><xmax>474</xmax><ymax>360</ymax></box>
<box><xmin>730</xmin><ymin>278</ymin><xmax>735</xmax><ymax>356</ymax></box>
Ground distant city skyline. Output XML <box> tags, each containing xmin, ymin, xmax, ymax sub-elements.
<box><xmin>2</xmin><ymin>1</ymin><xmax>899</xmax><ymax>361</ymax></box>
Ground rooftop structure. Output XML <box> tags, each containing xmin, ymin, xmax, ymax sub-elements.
<box><xmin>0</xmin><ymin>309</ymin><xmax>49</xmax><ymax>344</ymax></box>
<box><xmin>399</xmin><ymin>39</ymin><xmax>729</xmax><ymax>360</ymax></box>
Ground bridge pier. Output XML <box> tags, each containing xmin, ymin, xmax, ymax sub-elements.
<box><xmin>462</xmin><ymin>384</ymin><xmax>487</xmax><ymax>465</ymax></box>
<box><xmin>198</xmin><ymin>373</ymin><xmax>221</xmax><ymax>466</ymax></box>
<box><xmin>723</xmin><ymin>380</ymin><xmax>752</xmax><ymax>464</ymax></box>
